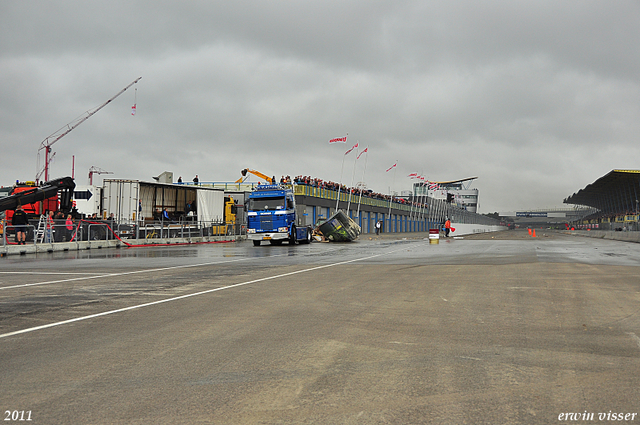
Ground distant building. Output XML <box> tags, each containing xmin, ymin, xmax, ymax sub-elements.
<box><xmin>414</xmin><ymin>177</ymin><xmax>479</xmax><ymax>213</ymax></box>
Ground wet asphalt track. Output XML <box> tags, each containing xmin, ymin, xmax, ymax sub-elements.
<box><xmin>1</xmin><ymin>230</ymin><xmax>640</xmax><ymax>424</ymax></box>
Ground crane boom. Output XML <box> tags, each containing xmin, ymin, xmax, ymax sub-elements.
<box><xmin>235</xmin><ymin>169</ymin><xmax>274</xmax><ymax>184</ymax></box>
<box><xmin>36</xmin><ymin>77</ymin><xmax>142</xmax><ymax>183</ymax></box>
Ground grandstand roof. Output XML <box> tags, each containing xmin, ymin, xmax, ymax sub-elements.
<box><xmin>434</xmin><ymin>176</ymin><xmax>478</xmax><ymax>185</ymax></box>
<box><xmin>564</xmin><ymin>170</ymin><xmax>640</xmax><ymax>212</ymax></box>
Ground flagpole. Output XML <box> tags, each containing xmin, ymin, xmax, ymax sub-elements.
<box><xmin>428</xmin><ymin>179</ymin><xmax>436</xmax><ymax>231</ymax></box>
<box><xmin>408</xmin><ymin>176</ymin><xmax>417</xmax><ymax>227</ymax></box>
<box><xmin>419</xmin><ymin>180</ymin><xmax>429</xmax><ymax>227</ymax></box>
<box><xmin>334</xmin><ymin>133</ymin><xmax>349</xmax><ymax>211</ymax></box>
<box><xmin>387</xmin><ymin>161</ymin><xmax>397</xmax><ymax>233</ymax></box>
<box><xmin>424</xmin><ymin>181</ymin><xmax>431</xmax><ymax>231</ymax></box>
<box><xmin>416</xmin><ymin>180</ymin><xmax>422</xmax><ymax>231</ymax></box>
<box><xmin>335</xmin><ymin>153</ymin><xmax>346</xmax><ymax>212</ymax></box>
<box><xmin>346</xmin><ymin>142</ymin><xmax>359</xmax><ymax>213</ymax></box>
<box><xmin>414</xmin><ymin>179</ymin><xmax>421</xmax><ymax>231</ymax></box>
<box><xmin>356</xmin><ymin>147</ymin><xmax>369</xmax><ymax>221</ymax></box>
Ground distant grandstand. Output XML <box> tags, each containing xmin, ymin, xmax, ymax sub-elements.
<box><xmin>500</xmin><ymin>207</ymin><xmax>594</xmax><ymax>228</ymax></box>
<box><xmin>564</xmin><ymin>169</ymin><xmax>640</xmax><ymax>230</ymax></box>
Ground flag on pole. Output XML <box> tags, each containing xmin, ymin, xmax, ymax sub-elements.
<box><xmin>408</xmin><ymin>172</ymin><xmax>418</xmax><ymax>178</ymax></box>
<box><xmin>131</xmin><ymin>104</ymin><xmax>136</xmax><ymax>116</ymax></box>
<box><xmin>356</xmin><ymin>147</ymin><xmax>368</xmax><ymax>159</ymax></box>
<box><xmin>345</xmin><ymin>142</ymin><xmax>358</xmax><ymax>155</ymax></box>
<box><xmin>329</xmin><ymin>136</ymin><xmax>347</xmax><ymax>144</ymax></box>
<box><xmin>386</xmin><ymin>162</ymin><xmax>397</xmax><ymax>172</ymax></box>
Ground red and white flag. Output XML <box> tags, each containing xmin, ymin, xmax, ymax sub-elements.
<box><xmin>329</xmin><ymin>136</ymin><xmax>347</xmax><ymax>144</ymax></box>
<box><xmin>345</xmin><ymin>142</ymin><xmax>358</xmax><ymax>155</ymax></box>
<box><xmin>408</xmin><ymin>172</ymin><xmax>418</xmax><ymax>178</ymax></box>
<box><xmin>356</xmin><ymin>147</ymin><xmax>368</xmax><ymax>159</ymax></box>
<box><xmin>131</xmin><ymin>104</ymin><xmax>136</xmax><ymax>116</ymax></box>
<box><xmin>386</xmin><ymin>162</ymin><xmax>397</xmax><ymax>172</ymax></box>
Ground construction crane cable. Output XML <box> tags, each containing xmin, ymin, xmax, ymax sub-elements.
<box><xmin>36</xmin><ymin>77</ymin><xmax>142</xmax><ymax>182</ymax></box>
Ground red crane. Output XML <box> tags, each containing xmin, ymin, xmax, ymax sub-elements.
<box><xmin>88</xmin><ymin>166</ymin><xmax>114</xmax><ymax>185</ymax></box>
<box><xmin>36</xmin><ymin>77</ymin><xmax>142</xmax><ymax>183</ymax></box>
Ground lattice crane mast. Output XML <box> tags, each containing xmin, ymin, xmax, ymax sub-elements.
<box><xmin>88</xmin><ymin>166</ymin><xmax>113</xmax><ymax>185</ymax></box>
<box><xmin>36</xmin><ymin>77</ymin><xmax>142</xmax><ymax>183</ymax></box>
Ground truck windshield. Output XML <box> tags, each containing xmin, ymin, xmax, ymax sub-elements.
<box><xmin>248</xmin><ymin>197</ymin><xmax>286</xmax><ymax>211</ymax></box>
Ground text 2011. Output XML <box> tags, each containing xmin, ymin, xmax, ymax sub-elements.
<box><xmin>4</xmin><ymin>411</ymin><xmax>32</xmax><ymax>421</ymax></box>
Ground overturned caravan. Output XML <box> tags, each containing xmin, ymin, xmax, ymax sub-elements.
<box><xmin>315</xmin><ymin>210</ymin><xmax>361</xmax><ymax>242</ymax></box>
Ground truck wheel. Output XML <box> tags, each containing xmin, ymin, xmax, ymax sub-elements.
<box><xmin>252</xmin><ymin>240</ymin><xmax>261</xmax><ymax>246</ymax></box>
<box><xmin>289</xmin><ymin>226</ymin><xmax>297</xmax><ymax>245</ymax></box>
<box><xmin>305</xmin><ymin>228</ymin><xmax>313</xmax><ymax>244</ymax></box>
<box><xmin>299</xmin><ymin>227</ymin><xmax>311</xmax><ymax>244</ymax></box>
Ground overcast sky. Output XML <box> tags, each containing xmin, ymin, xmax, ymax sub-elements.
<box><xmin>1</xmin><ymin>1</ymin><xmax>639</xmax><ymax>213</ymax></box>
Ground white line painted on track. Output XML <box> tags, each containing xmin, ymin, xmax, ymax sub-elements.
<box><xmin>626</xmin><ymin>332</ymin><xmax>640</xmax><ymax>349</ymax></box>
<box><xmin>0</xmin><ymin>248</ymin><xmax>402</xmax><ymax>339</ymax></box>
<box><xmin>0</xmin><ymin>255</ymin><xmax>285</xmax><ymax>291</ymax></box>
<box><xmin>0</xmin><ymin>271</ymin><xmax>99</xmax><ymax>275</ymax></box>
<box><xmin>0</xmin><ymin>244</ymin><xmax>356</xmax><ymax>291</ymax></box>
<box><xmin>458</xmin><ymin>356</ymin><xmax>483</xmax><ymax>361</ymax></box>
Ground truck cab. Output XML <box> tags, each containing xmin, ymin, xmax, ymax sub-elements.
<box><xmin>246</xmin><ymin>184</ymin><xmax>311</xmax><ymax>246</ymax></box>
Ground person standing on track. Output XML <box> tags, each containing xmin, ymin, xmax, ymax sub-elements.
<box><xmin>45</xmin><ymin>210</ymin><xmax>55</xmax><ymax>243</ymax></box>
<box><xmin>444</xmin><ymin>217</ymin><xmax>451</xmax><ymax>237</ymax></box>
<box><xmin>11</xmin><ymin>205</ymin><xmax>29</xmax><ymax>245</ymax></box>
<box><xmin>65</xmin><ymin>214</ymin><xmax>74</xmax><ymax>242</ymax></box>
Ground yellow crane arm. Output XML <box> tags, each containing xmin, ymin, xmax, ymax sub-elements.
<box><xmin>235</xmin><ymin>169</ymin><xmax>274</xmax><ymax>184</ymax></box>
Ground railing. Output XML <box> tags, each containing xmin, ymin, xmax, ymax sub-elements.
<box><xmin>179</xmin><ymin>181</ymin><xmax>261</xmax><ymax>191</ymax></box>
<box><xmin>1</xmin><ymin>219</ymin><xmax>244</xmax><ymax>247</ymax></box>
<box><xmin>293</xmin><ymin>183</ymin><xmax>502</xmax><ymax>227</ymax></box>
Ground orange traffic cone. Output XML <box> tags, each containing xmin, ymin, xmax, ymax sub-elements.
<box><xmin>532</xmin><ymin>229</ymin><xmax>537</xmax><ymax>237</ymax></box>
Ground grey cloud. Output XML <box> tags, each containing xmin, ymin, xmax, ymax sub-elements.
<box><xmin>1</xmin><ymin>1</ymin><xmax>639</xmax><ymax>212</ymax></box>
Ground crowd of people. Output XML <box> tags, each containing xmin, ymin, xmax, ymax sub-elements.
<box><xmin>279</xmin><ymin>175</ymin><xmax>428</xmax><ymax>208</ymax></box>
<box><xmin>8</xmin><ymin>207</ymin><xmax>118</xmax><ymax>244</ymax></box>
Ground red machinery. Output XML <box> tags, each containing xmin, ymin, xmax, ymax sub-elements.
<box><xmin>1</xmin><ymin>177</ymin><xmax>76</xmax><ymax>222</ymax></box>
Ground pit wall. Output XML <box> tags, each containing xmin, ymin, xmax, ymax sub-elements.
<box><xmin>450</xmin><ymin>223</ymin><xmax>507</xmax><ymax>237</ymax></box>
<box><xmin>1</xmin><ymin>235</ymin><xmax>243</xmax><ymax>257</ymax></box>
<box><xmin>562</xmin><ymin>230</ymin><xmax>640</xmax><ymax>244</ymax></box>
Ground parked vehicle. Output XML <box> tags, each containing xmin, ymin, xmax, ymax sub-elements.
<box><xmin>246</xmin><ymin>184</ymin><xmax>312</xmax><ymax>246</ymax></box>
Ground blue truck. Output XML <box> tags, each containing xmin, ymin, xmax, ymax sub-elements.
<box><xmin>246</xmin><ymin>184</ymin><xmax>313</xmax><ymax>246</ymax></box>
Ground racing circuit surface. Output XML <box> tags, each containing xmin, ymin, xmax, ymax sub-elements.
<box><xmin>1</xmin><ymin>230</ymin><xmax>640</xmax><ymax>424</ymax></box>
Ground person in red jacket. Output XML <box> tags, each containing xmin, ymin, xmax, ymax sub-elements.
<box><xmin>65</xmin><ymin>214</ymin><xmax>74</xmax><ymax>242</ymax></box>
<box><xmin>444</xmin><ymin>218</ymin><xmax>451</xmax><ymax>237</ymax></box>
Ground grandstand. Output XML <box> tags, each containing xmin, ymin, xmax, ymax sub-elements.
<box><xmin>564</xmin><ymin>169</ymin><xmax>640</xmax><ymax>231</ymax></box>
